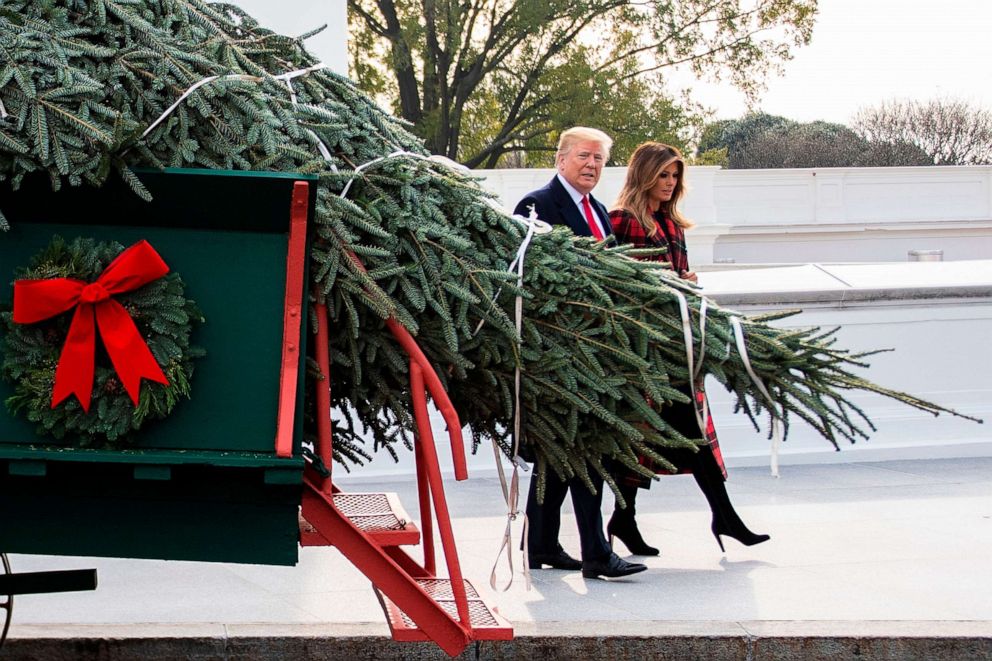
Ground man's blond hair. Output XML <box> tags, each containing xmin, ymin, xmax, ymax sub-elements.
<box><xmin>556</xmin><ymin>126</ymin><xmax>613</xmax><ymax>162</ymax></box>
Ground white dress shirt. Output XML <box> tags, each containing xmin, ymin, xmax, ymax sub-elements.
<box><xmin>556</xmin><ymin>173</ymin><xmax>608</xmax><ymax>238</ymax></box>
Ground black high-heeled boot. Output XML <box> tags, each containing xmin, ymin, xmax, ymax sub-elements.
<box><xmin>691</xmin><ymin>449</ymin><xmax>770</xmax><ymax>552</ymax></box>
<box><xmin>607</xmin><ymin>484</ymin><xmax>660</xmax><ymax>556</ymax></box>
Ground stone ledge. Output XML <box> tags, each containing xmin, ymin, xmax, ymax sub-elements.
<box><xmin>4</xmin><ymin>621</ymin><xmax>990</xmax><ymax>660</ymax></box>
<box><xmin>708</xmin><ymin>284</ymin><xmax>992</xmax><ymax>307</ymax></box>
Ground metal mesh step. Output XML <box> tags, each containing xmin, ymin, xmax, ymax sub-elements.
<box><xmin>300</xmin><ymin>491</ymin><xmax>420</xmax><ymax>547</ymax></box>
<box><xmin>375</xmin><ymin>578</ymin><xmax>513</xmax><ymax>642</ymax></box>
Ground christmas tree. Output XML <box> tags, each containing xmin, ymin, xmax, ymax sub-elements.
<box><xmin>0</xmin><ymin>1</ymin><xmax>977</xmax><ymax>496</ymax></box>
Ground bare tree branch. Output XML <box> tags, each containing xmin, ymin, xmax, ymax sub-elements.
<box><xmin>852</xmin><ymin>98</ymin><xmax>992</xmax><ymax>165</ymax></box>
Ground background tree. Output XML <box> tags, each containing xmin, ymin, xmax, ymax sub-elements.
<box><xmin>700</xmin><ymin>112</ymin><xmax>932</xmax><ymax>168</ymax></box>
<box><xmin>858</xmin><ymin>138</ymin><xmax>934</xmax><ymax>168</ymax></box>
<box><xmin>348</xmin><ymin>0</ymin><xmax>818</xmax><ymax>167</ymax></box>
<box><xmin>851</xmin><ymin>98</ymin><xmax>992</xmax><ymax>165</ymax></box>
<box><xmin>461</xmin><ymin>70</ymin><xmax>707</xmax><ymax>167</ymax></box>
<box><xmin>733</xmin><ymin>120</ymin><xmax>860</xmax><ymax>168</ymax></box>
<box><xmin>697</xmin><ymin>112</ymin><xmax>793</xmax><ymax>160</ymax></box>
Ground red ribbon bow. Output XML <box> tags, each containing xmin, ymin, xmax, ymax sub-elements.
<box><xmin>12</xmin><ymin>240</ymin><xmax>171</xmax><ymax>412</ymax></box>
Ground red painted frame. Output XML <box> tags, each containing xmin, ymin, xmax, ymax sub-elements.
<box><xmin>274</xmin><ymin>181</ymin><xmax>310</xmax><ymax>458</ymax></box>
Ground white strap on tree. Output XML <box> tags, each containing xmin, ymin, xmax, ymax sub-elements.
<box><xmin>337</xmin><ymin>150</ymin><xmax>472</xmax><ymax>199</ymax></box>
<box><xmin>693</xmin><ymin>296</ymin><xmax>710</xmax><ymax>431</ymax></box>
<box><xmin>139</xmin><ymin>67</ymin><xmax>480</xmax><ymax>193</ymax></box>
<box><xmin>489</xmin><ymin>436</ymin><xmax>530</xmax><ymax>592</ymax></box>
<box><xmin>141</xmin><ymin>74</ymin><xmax>262</xmax><ymax>139</ymax></box>
<box><xmin>730</xmin><ymin>316</ymin><xmax>783</xmax><ymax>477</ymax></box>
<box><xmin>272</xmin><ymin>63</ymin><xmax>327</xmax><ymax>103</ymax></box>
<box><xmin>0</xmin><ymin>102</ymin><xmax>8</xmax><ymax>213</ymax></box>
<box><xmin>140</xmin><ymin>65</ymin><xmax>338</xmax><ymax>169</ymax></box>
<box><xmin>489</xmin><ymin>205</ymin><xmax>544</xmax><ymax>592</ymax></box>
<box><xmin>694</xmin><ymin>297</ymin><xmax>708</xmax><ymax>380</ymax></box>
<box><xmin>273</xmin><ymin>64</ymin><xmax>336</xmax><ymax>164</ymax></box>
<box><xmin>274</xmin><ymin>65</ymin><xmax>462</xmax><ymax>177</ymax></box>
<box><xmin>272</xmin><ymin>68</ymin><xmax>473</xmax><ymax>183</ymax></box>
<box><xmin>672</xmin><ymin>288</ymin><xmax>711</xmax><ymax>435</ymax></box>
<box><xmin>473</xmin><ymin>203</ymin><xmax>551</xmax><ymax>338</ymax></box>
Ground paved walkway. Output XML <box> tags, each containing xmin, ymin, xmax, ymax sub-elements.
<box><xmin>4</xmin><ymin>455</ymin><xmax>992</xmax><ymax>659</ymax></box>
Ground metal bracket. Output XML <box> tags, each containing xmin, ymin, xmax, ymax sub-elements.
<box><xmin>0</xmin><ymin>555</ymin><xmax>97</xmax><ymax>650</ymax></box>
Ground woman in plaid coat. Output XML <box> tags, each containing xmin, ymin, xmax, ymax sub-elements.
<box><xmin>607</xmin><ymin>142</ymin><xmax>770</xmax><ymax>556</ymax></box>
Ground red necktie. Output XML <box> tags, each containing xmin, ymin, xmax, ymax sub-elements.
<box><xmin>581</xmin><ymin>195</ymin><xmax>604</xmax><ymax>240</ymax></box>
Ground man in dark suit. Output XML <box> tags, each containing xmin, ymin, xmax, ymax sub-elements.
<box><xmin>513</xmin><ymin>127</ymin><xmax>646</xmax><ymax>580</ymax></box>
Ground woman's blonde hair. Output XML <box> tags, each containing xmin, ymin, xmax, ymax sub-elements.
<box><xmin>613</xmin><ymin>142</ymin><xmax>691</xmax><ymax>235</ymax></box>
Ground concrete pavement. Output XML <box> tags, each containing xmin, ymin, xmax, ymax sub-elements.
<box><xmin>3</xmin><ymin>455</ymin><xmax>991</xmax><ymax>659</ymax></box>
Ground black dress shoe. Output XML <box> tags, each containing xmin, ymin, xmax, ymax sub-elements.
<box><xmin>528</xmin><ymin>548</ymin><xmax>582</xmax><ymax>570</ymax></box>
<box><xmin>581</xmin><ymin>552</ymin><xmax>647</xmax><ymax>579</ymax></box>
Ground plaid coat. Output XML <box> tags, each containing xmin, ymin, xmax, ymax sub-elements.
<box><xmin>608</xmin><ymin>208</ymin><xmax>726</xmax><ymax>485</ymax></box>
<box><xmin>608</xmin><ymin>208</ymin><xmax>689</xmax><ymax>274</ymax></box>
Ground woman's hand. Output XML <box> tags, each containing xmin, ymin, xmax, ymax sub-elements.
<box><xmin>680</xmin><ymin>270</ymin><xmax>698</xmax><ymax>283</ymax></box>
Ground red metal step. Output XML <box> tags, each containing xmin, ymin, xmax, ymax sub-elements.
<box><xmin>374</xmin><ymin>578</ymin><xmax>513</xmax><ymax>643</ymax></box>
<box><xmin>300</xmin><ymin>478</ymin><xmax>476</xmax><ymax>656</ymax></box>
<box><xmin>300</xmin><ymin>492</ymin><xmax>420</xmax><ymax>547</ymax></box>
<box><xmin>305</xmin><ymin>300</ymin><xmax>513</xmax><ymax>656</ymax></box>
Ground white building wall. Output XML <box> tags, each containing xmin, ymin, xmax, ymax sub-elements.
<box><xmin>476</xmin><ymin>166</ymin><xmax>992</xmax><ymax>266</ymax></box>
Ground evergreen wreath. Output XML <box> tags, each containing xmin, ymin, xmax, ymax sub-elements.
<box><xmin>0</xmin><ymin>236</ymin><xmax>205</xmax><ymax>447</ymax></box>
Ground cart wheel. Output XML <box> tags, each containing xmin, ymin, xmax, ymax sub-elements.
<box><xmin>0</xmin><ymin>554</ymin><xmax>12</xmax><ymax>650</ymax></box>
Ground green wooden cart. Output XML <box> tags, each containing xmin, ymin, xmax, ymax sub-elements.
<box><xmin>0</xmin><ymin>169</ymin><xmax>510</xmax><ymax>657</ymax></box>
<box><xmin>0</xmin><ymin>168</ymin><xmax>314</xmax><ymax>566</ymax></box>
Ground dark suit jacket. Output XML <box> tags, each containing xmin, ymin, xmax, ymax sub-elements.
<box><xmin>513</xmin><ymin>176</ymin><xmax>613</xmax><ymax>240</ymax></box>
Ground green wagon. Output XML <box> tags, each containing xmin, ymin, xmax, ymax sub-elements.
<box><xmin>0</xmin><ymin>169</ymin><xmax>510</xmax><ymax>657</ymax></box>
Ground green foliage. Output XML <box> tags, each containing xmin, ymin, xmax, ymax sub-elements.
<box><xmin>348</xmin><ymin>0</ymin><xmax>818</xmax><ymax>167</ymax></box>
<box><xmin>700</xmin><ymin>112</ymin><xmax>932</xmax><ymax>168</ymax></box>
<box><xmin>733</xmin><ymin>120</ymin><xmax>866</xmax><ymax>168</ymax></box>
<box><xmin>698</xmin><ymin>112</ymin><xmax>794</xmax><ymax>160</ymax></box>
<box><xmin>689</xmin><ymin>147</ymin><xmax>728</xmax><ymax>167</ymax></box>
<box><xmin>0</xmin><ymin>236</ymin><xmax>205</xmax><ymax>447</ymax></box>
<box><xmin>0</xmin><ymin>1</ymin><xmax>977</xmax><ymax>493</ymax></box>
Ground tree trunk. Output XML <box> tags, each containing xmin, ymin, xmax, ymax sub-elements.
<box><xmin>377</xmin><ymin>0</ymin><xmax>422</xmax><ymax>124</ymax></box>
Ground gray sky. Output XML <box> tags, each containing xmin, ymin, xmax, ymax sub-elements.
<box><xmin>679</xmin><ymin>0</ymin><xmax>992</xmax><ymax>123</ymax></box>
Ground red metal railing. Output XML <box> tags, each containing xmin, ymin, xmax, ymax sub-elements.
<box><xmin>408</xmin><ymin>360</ymin><xmax>470</xmax><ymax>626</ymax></box>
<box><xmin>309</xmin><ymin>251</ymin><xmax>473</xmax><ymax>632</ymax></box>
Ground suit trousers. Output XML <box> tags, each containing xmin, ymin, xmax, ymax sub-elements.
<box><xmin>525</xmin><ymin>466</ymin><xmax>612</xmax><ymax>562</ymax></box>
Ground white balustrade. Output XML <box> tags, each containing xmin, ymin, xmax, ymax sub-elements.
<box><xmin>477</xmin><ymin>165</ymin><xmax>992</xmax><ymax>265</ymax></box>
